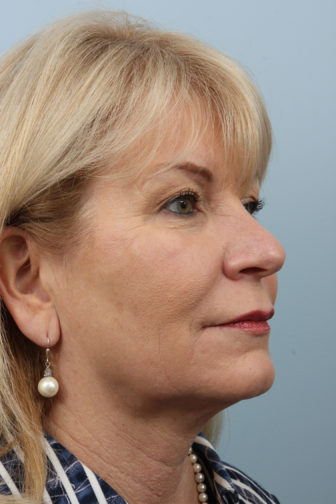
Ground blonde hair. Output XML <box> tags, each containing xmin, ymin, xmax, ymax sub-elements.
<box><xmin>0</xmin><ymin>10</ymin><xmax>271</xmax><ymax>501</ymax></box>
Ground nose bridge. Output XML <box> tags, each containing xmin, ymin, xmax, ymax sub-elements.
<box><xmin>221</xmin><ymin>208</ymin><xmax>285</xmax><ymax>279</ymax></box>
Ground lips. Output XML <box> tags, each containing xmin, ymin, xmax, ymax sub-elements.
<box><xmin>224</xmin><ymin>309</ymin><xmax>274</xmax><ymax>325</ymax></box>
<box><xmin>206</xmin><ymin>309</ymin><xmax>274</xmax><ymax>335</ymax></box>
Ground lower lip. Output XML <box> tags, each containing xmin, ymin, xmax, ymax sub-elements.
<box><xmin>213</xmin><ymin>320</ymin><xmax>270</xmax><ymax>335</ymax></box>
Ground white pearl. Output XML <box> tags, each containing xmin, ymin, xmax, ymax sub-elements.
<box><xmin>197</xmin><ymin>483</ymin><xmax>207</xmax><ymax>492</ymax></box>
<box><xmin>38</xmin><ymin>377</ymin><xmax>59</xmax><ymax>398</ymax></box>
<box><xmin>189</xmin><ymin>450</ymin><xmax>208</xmax><ymax>504</ymax></box>
<box><xmin>195</xmin><ymin>472</ymin><xmax>205</xmax><ymax>483</ymax></box>
<box><xmin>189</xmin><ymin>453</ymin><xmax>198</xmax><ymax>464</ymax></box>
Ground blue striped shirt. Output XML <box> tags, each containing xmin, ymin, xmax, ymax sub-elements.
<box><xmin>0</xmin><ymin>434</ymin><xmax>280</xmax><ymax>503</ymax></box>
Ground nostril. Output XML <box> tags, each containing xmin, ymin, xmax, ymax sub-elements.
<box><xmin>240</xmin><ymin>267</ymin><xmax>266</xmax><ymax>275</ymax></box>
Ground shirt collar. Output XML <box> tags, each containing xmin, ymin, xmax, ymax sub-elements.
<box><xmin>192</xmin><ymin>434</ymin><xmax>239</xmax><ymax>503</ymax></box>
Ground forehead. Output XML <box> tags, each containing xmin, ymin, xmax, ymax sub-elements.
<box><xmin>132</xmin><ymin>118</ymin><xmax>260</xmax><ymax>195</ymax></box>
<box><xmin>99</xmin><ymin>102</ymin><xmax>265</xmax><ymax>195</ymax></box>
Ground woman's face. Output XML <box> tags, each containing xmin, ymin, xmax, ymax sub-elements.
<box><xmin>48</xmin><ymin>128</ymin><xmax>285</xmax><ymax>414</ymax></box>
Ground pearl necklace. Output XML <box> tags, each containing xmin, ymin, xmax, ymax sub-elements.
<box><xmin>189</xmin><ymin>448</ymin><xmax>209</xmax><ymax>503</ymax></box>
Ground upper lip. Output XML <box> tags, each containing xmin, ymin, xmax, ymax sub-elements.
<box><xmin>209</xmin><ymin>309</ymin><xmax>275</xmax><ymax>326</ymax></box>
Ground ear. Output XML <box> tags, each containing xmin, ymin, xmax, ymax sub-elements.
<box><xmin>0</xmin><ymin>227</ymin><xmax>60</xmax><ymax>347</ymax></box>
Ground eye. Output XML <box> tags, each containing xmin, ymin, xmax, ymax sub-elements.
<box><xmin>162</xmin><ymin>190</ymin><xmax>200</xmax><ymax>216</ymax></box>
<box><xmin>243</xmin><ymin>198</ymin><xmax>265</xmax><ymax>215</ymax></box>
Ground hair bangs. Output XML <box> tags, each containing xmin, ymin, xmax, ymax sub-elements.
<box><xmin>91</xmin><ymin>33</ymin><xmax>272</xmax><ymax>190</ymax></box>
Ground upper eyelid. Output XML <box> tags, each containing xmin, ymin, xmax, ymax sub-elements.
<box><xmin>241</xmin><ymin>195</ymin><xmax>261</xmax><ymax>205</ymax></box>
<box><xmin>161</xmin><ymin>188</ymin><xmax>202</xmax><ymax>206</ymax></box>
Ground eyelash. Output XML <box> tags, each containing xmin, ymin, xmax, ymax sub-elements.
<box><xmin>243</xmin><ymin>198</ymin><xmax>265</xmax><ymax>215</ymax></box>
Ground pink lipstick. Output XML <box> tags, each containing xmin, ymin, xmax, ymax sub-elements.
<box><xmin>209</xmin><ymin>310</ymin><xmax>274</xmax><ymax>335</ymax></box>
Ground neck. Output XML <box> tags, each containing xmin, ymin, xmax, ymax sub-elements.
<box><xmin>45</xmin><ymin>392</ymin><xmax>215</xmax><ymax>504</ymax></box>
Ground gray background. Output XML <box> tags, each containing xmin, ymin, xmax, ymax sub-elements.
<box><xmin>1</xmin><ymin>1</ymin><xmax>335</xmax><ymax>503</ymax></box>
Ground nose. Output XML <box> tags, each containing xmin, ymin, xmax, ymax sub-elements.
<box><xmin>221</xmin><ymin>208</ymin><xmax>286</xmax><ymax>281</ymax></box>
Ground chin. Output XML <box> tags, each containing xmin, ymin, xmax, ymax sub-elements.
<box><xmin>237</xmin><ymin>357</ymin><xmax>275</xmax><ymax>401</ymax></box>
<box><xmin>209</xmin><ymin>353</ymin><xmax>276</xmax><ymax>408</ymax></box>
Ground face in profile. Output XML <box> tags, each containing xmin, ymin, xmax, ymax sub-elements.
<box><xmin>44</xmin><ymin>121</ymin><xmax>285</xmax><ymax>416</ymax></box>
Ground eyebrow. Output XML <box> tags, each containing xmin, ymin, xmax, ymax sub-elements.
<box><xmin>176</xmin><ymin>162</ymin><xmax>213</xmax><ymax>183</ymax></box>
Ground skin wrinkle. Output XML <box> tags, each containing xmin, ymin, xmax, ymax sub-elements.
<box><xmin>48</xmin><ymin>404</ymin><xmax>199</xmax><ymax>502</ymax></box>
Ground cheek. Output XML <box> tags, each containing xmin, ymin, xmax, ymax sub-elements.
<box><xmin>97</xmin><ymin>225</ymin><xmax>208</xmax><ymax>292</ymax></box>
<box><xmin>60</xmin><ymin>225</ymin><xmax>217</xmax><ymax>340</ymax></box>
<box><xmin>60</xmin><ymin>229</ymin><xmax>220</xmax><ymax>395</ymax></box>
<box><xmin>123</xmin><ymin>231</ymin><xmax>219</xmax><ymax>314</ymax></box>
<box><xmin>90</xmin><ymin>230</ymin><xmax>218</xmax><ymax>359</ymax></box>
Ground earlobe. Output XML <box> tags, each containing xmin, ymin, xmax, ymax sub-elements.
<box><xmin>0</xmin><ymin>227</ymin><xmax>60</xmax><ymax>347</ymax></box>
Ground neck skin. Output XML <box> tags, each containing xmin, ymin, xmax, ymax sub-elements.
<box><xmin>45</xmin><ymin>383</ymin><xmax>221</xmax><ymax>504</ymax></box>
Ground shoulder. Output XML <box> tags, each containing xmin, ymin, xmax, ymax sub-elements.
<box><xmin>193</xmin><ymin>435</ymin><xmax>280</xmax><ymax>504</ymax></box>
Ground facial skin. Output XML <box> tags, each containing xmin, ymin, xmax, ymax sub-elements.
<box><xmin>43</xmin><ymin>130</ymin><xmax>285</xmax><ymax>422</ymax></box>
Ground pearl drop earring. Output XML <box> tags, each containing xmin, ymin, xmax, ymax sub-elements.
<box><xmin>37</xmin><ymin>337</ymin><xmax>59</xmax><ymax>398</ymax></box>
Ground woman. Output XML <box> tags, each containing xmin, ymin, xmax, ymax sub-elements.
<box><xmin>0</xmin><ymin>10</ymin><xmax>285</xmax><ymax>504</ymax></box>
